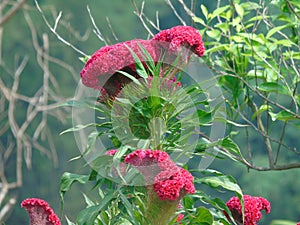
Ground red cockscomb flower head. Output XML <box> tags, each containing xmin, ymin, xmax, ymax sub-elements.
<box><xmin>153</xmin><ymin>25</ymin><xmax>205</xmax><ymax>58</ymax></box>
<box><xmin>124</xmin><ymin>149</ymin><xmax>177</xmax><ymax>184</ymax></box>
<box><xmin>225</xmin><ymin>195</ymin><xmax>271</xmax><ymax>225</ymax></box>
<box><xmin>21</xmin><ymin>198</ymin><xmax>61</xmax><ymax>225</ymax></box>
<box><xmin>80</xmin><ymin>39</ymin><xmax>158</xmax><ymax>98</ymax></box>
<box><xmin>124</xmin><ymin>149</ymin><xmax>177</xmax><ymax>170</ymax></box>
<box><xmin>177</xmin><ymin>213</ymin><xmax>184</xmax><ymax>222</ymax></box>
<box><xmin>153</xmin><ymin>167</ymin><xmax>195</xmax><ymax>201</ymax></box>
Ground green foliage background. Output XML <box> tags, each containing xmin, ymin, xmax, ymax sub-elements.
<box><xmin>1</xmin><ymin>0</ymin><xmax>299</xmax><ymax>224</ymax></box>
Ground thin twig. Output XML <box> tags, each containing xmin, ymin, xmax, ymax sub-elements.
<box><xmin>87</xmin><ymin>5</ymin><xmax>107</xmax><ymax>45</ymax></box>
<box><xmin>165</xmin><ymin>0</ymin><xmax>186</xmax><ymax>25</ymax></box>
<box><xmin>0</xmin><ymin>0</ymin><xmax>27</xmax><ymax>26</ymax></box>
<box><xmin>34</xmin><ymin>0</ymin><xmax>88</xmax><ymax>57</ymax></box>
<box><xmin>106</xmin><ymin>17</ymin><xmax>119</xmax><ymax>42</ymax></box>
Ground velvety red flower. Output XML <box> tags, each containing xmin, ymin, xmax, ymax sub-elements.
<box><xmin>80</xmin><ymin>39</ymin><xmax>158</xmax><ymax>97</ymax></box>
<box><xmin>80</xmin><ymin>26</ymin><xmax>204</xmax><ymax>101</ymax></box>
<box><xmin>21</xmin><ymin>198</ymin><xmax>61</xmax><ymax>225</ymax></box>
<box><xmin>153</xmin><ymin>25</ymin><xmax>205</xmax><ymax>58</ymax></box>
<box><xmin>225</xmin><ymin>195</ymin><xmax>271</xmax><ymax>225</ymax></box>
<box><xmin>177</xmin><ymin>213</ymin><xmax>184</xmax><ymax>222</ymax></box>
<box><xmin>124</xmin><ymin>149</ymin><xmax>176</xmax><ymax>170</ymax></box>
<box><xmin>297</xmin><ymin>222</ymin><xmax>300</xmax><ymax>225</ymax></box>
<box><xmin>125</xmin><ymin>149</ymin><xmax>195</xmax><ymax>200</ymax></box>
<box><xmin>124</xmin><ymin>149</ymin><xmax>177</xmax><ymax>184</ymax></box>
<box><xmin>153</xmin><ymin>167</ymin><xmax>195</xmax><ymax>201</ymax></box>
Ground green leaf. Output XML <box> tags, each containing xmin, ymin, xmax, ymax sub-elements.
<box><xmin>90</xmin><ymin>155</ymin><xmax>114</xmax><ymax>174</ymax></box>
<box><xmin>252</xmin><ymin>104</ymin><xmax>272</xmax><ymax>119</ymax></box>
<box><xmin>266</xmin><ymin>25</ymin><xmax>288</xmax><ymax>39</ymax></box>
<box><xmin>66</xmin><ymin>217</ymin><xmax>76</xmax><ymax>225</ymax></box>
<box><xmin>283</xmin><ymin>51</ymin><xmax>300</xmax><ymax>60</ymax></box>
<box><xmin>215</xmin><ymin>23</ymin><xmax>229</xmax><ymax>33</ymax></box>
<box><xmin>193</xmin><ymin>16</ymin><xmax>205</xmax><ymax>25</ymax></box>
<box><xmin>115</xmin><ymin>218</ymin><xmax>133</xmax><ymax>225</ymax></box>
<box><xmin>77</xmin><ymin>191</ymin><xmax>115</xmax><ymax>225</ymax></box>
<box><xmin>79</xmin><ymin>56</ymin><xmax>91</xmax><ymax>63</ymax></box>
<box><xmin>60</xmin><ymin>123</ymin><xmax>95</xmax><ymax>135</ymax></box>
<box><xmin>248</xmin><ymin>15</ymin><xmax>270</xmax><ymax>22</ymax></box>
<box><xmin>59</xmin><ymin>99</ymin><xmax>94</xmax><ymax>108</ymax></box>
<box><xmin>190</xmin><ymin>206</ymin><xmax>213</xmax><ymax>224</ymax></box>
<box><xmin>206</xmin><ymin>30</ymin><xmax>221</xmax><ymax>41</ymax></box>
<box><xmin>274</xmin><ymin>39</ymin><xmax>296</xmax><ymax>47</ymax></box>
<box><xmin>205</xmin><ymin>44</ymin><xmax>227</xmax><ymax>54</ymax></box>
<box><xmin>257</xmin><ymin>82</ymin><xmax>289</xmax><ymax>95</ymax></box>
<box><xmin>270</xmin><ymin>220</ymin><xmax>298</xmax><ymax>225</ymax></box>
<box><xmin>197</xmin><ymin>109</ymin><xmax>212</xmax><ymax>124</ymax></box>
<box><xmin>119</xmin><ymin>190</ymin><xmax>139</xmax><ymax>224</ymax></box>
<box><xmin>220</xmin><ymin>137</ymin><xmax>242</xmax><ymax>157</ymax></box>
<box><xmin>241</xmin><ymin>2</ymin><xmax>261</xmax><ymax>10</ymax></box>
<box><xmin>83</xmin><ymin>131</ymin><xmax>99</xmax><ymax>155</ymax></box>
<box><xmin>191</xmin><ymin>191</ymin><xmax>233</xmax><ymax>224</ymax></box>
<box><xmin>201</xmin><ymin>4</ymin><xmax>209</xmax><ymax>20</ymax></box>
<box><xmin>117</xmin><ymin>70</ymin><xmax>142</xmax><ymax>86</ymax></box>
<box><xmin>269</xmin><ymin>110</ymin><xmax>299</xmax><ymax>121</ymax></box>
<box><xmin>211</xmin><ymin>6</ymin><xmax>230</xmax><ymax>20</ymax></box>
<box><xmin>196</xmin><ymin>175</ymin><xmax>243</xmax><ymax>199</ymax></box>
<box><xmin>124</xmin><ymin>45</ymin><xmax>148</xmax><ymax>79</ymax></box>
<box><xmin>235</xmin><ymin>4</ymin><xmax>244</xmax><ymax>18</ymax></box>
<box><xmin>137</xmin><ymin>42</ymin><xmax>156</xmax><ymax>74</ymax></box>
<box><xmin>60</xmin><ymin>172</ymin><xmax>89</xmax><ymax>195</ymax></box>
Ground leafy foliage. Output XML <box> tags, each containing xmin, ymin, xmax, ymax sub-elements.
<box><xmin>193</xmin><ymin>0</ymin><xmax>300</xmax><ymax>171</ymax></box>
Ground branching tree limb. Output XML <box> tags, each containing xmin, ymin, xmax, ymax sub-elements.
<box><xmin>0</xmin><ymin>1</ymin><xmax>81</xmax><ymax>221</ymax></box>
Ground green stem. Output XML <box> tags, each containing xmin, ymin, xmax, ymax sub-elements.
<box><xmin>143</xmin><ymin>187</ymin><xmax>179</xmax><ymax>225</ymax></box>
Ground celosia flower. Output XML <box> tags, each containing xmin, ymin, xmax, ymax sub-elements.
<box><xmin>125</xmin><ymin>149</ymin><xmax>195</xmax><ymax>201</ymax></box>
<box><xmin>177</xmin><ymin>213</ymin><xmax>184</xmax><ymax>222</ymax></box>
<box><xmin>153</xmin><ymin>167</ymin><xmax>195</xmax><ymax>201</ymax></box>
<box><xmin>21</xmin><ymin>198</ymin><xmax>61</xmax><ymax>225</ymax></box>
<box><xmin>225</xmin><ymin>195</ymin><xmax>271</xmax><ymax>225</ymax></box>
<box><xmin>124</xmin><ymin>149</ymin><xmax>176</xmax><ymax>170</ymax></box>
<box><xmin>124</xmin><ymin>149</ymin><xmax>177</xmax><ymax>184</ymax></box>
<box><xmin>153</xmin><ymin>25</ymin><xmax>205</xmax><ymax>58</ymax></box>
<box><xmin>80</xmin><ymin>39</ymin><xmax>158</xmax><ymax>97</ymax></box>
<box><xmin>80</xmin><ymin>26</ymin><xmax>204</xmax><ymax>101</ymax></box>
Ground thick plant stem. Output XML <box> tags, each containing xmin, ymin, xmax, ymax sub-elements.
<box><xmin>144</xmin><ymin>187</ymin><xmax>179</xmax><ymax>225</ymax></box>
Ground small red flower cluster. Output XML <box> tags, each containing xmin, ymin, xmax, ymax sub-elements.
<box><xmin>21</xmin><ymin>198</ymin><xmax>61</xmax><ymax>225</ymax></box>
<box><xmin>81</xmin><ymin>39</ymin><xmax>158</xmax><ymax>91</ymax></box>
<box><xmin>153</xmin><ymin>26</ymin><xmax>205</xmax><ymax>58</ymax></box>
<box><xmin>176</xmin><ymin>213</ymin><xmax>184</xmax><ymax>222</ymax></box>
<box><xmin>153</xmin><ymin>167</ymin><xmax>195</xmax><ymax>201</ymax></box>
<box><xmin>80</xmin><ymin>26</ymin><xmax>204</xmax><ymax>99</ymax></box>
<box><xmin>124</xmin><ymin>149</ymin><xmax>195</xmax><ymax>201</ymax></box>
<box><xmin>226</xmin><ymin>195</ymin><xmax>271</xmax><ymax>225</ymax></box>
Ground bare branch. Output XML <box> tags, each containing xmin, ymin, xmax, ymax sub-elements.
<box><xmin>106</xmin><ymin>16</ymin><xmax>119</xmax><ymax>42</ymax></box>
<box><xmin>165</xmin><ymin>0</ymin><xmax>186</xmax><ymax>25</ymax></box>
<box><xmin>87</xmin><ymin>5</ymin><xmax>108</xmax><ymax>45</ymax></box>
<box><xmin>131</xmin><ymin>0</ymin><xmax>154</xmax><ymax>37</ymax></box>
<box><xmin>0</xmin><ymin>0</ymin><xmax>27</xmax><ymax>27</ymax></box>
<box><xmin>34</xmin><ymin>0</ymin><xmax>88</xmax><ymax>57</ymax></box>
